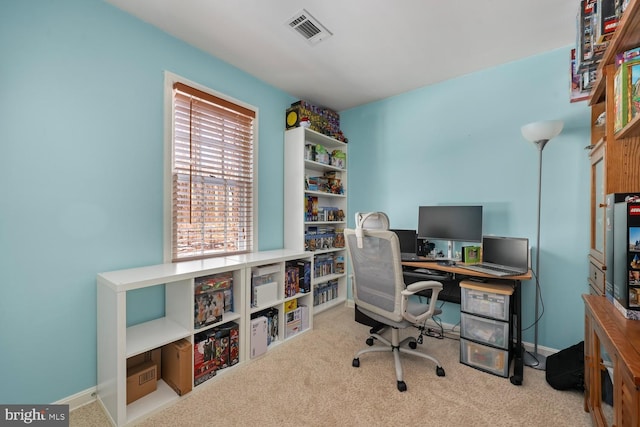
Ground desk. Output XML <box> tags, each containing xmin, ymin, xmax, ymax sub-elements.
<box><xmin>402</xmin><ymin>260</ymin><xmax>532</xmax><ymax>386</ymax></box>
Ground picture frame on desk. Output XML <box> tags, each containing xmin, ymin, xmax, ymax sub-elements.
<box><xmin>462</xmin><ymin>246</ymin><xmax>481</xmax><ymax>263</ymax></box>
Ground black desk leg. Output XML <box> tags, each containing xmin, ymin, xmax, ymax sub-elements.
<box><xmin>510</xmin><ymin>280</ymin><xmax>523</xmax><ymax>386</ymax></box>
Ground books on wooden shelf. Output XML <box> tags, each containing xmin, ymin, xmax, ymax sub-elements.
<box><xmin>613</xmin><ymin>46</ymin><xmax>640</xmax><ymax>132</ymax></box>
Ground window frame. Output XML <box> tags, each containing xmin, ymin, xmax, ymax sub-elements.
<box><xmin>163</xmin><ymin>71</ymin><xmax>259</xmax><ymax>262</ymax></box>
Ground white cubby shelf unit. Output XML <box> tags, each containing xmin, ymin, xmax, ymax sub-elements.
<box><xmin>97</xmin><ymin>249</ymin><xmax>312</xmax><ymax>426</ymax></box>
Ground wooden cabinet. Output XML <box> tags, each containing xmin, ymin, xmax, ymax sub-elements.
<box><xmin>97</xmin><ymin>249</ymin><xmax>312</xmax><ymax>426</ymax></box>
<box><xmin>583</xmin><ymin>295</ymin><xmax>640</xmax><ymax>427</ymax></box>
<box><xmin>588</xmin><ymin>0</ymin><xmax>640</xmax><ymax>295</ymax></box>
<box><xmin>284</xmin><ymin>127</ymin><xmax>348</xmax><ymax>314</ymax></box>
<box><xmin>589</xmin><ymin>129</ymin><xmax>606</xmax><ymax>295</ymax></box>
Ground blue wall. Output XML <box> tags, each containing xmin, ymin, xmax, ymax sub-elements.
<box><xmin>341</xmin><ymin>48</ymin><xmax>591</xmax><ymax>351</ymax></box>
<box><xmin>0</xmin><ymin>0</ymin><xmax>591</xmax><ymax>405</ymax></box>
<box><xmin>0</xmin><ymin>0</ymin><xmax>294</xmax><ymax>404</ymax></box>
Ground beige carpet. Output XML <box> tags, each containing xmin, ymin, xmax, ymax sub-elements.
<box><xmin>71</xmin><ymin>304</ymin><xmax>591</xmax><ymax>426</ymax></box>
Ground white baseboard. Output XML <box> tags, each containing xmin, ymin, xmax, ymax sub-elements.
<box><xmin>54</xmin><ymin>386</ymin><xmax>96</xmax><ymax>411</ymax></box>
<box><xmin>522</xmin><ymin>342</ymin><xmax>556</xmax><ymax>357</ymax></box>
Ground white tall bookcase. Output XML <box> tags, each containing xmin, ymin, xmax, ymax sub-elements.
<box><xmin>284</xmin><ymin>127</ymin><xmax>348</xmax><ymax>313</ymax></box>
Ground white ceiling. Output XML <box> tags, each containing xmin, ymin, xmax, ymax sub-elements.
<box><xmin>104</xmin><ymin>0</ymin><xmax>578</xmax><ymax>112</ymax></box>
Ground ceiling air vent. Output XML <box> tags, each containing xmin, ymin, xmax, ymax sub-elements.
<box><xmin>287</xmin><ymin>9</ymin><xmax>333</xmax><ymax>45</ymax></box>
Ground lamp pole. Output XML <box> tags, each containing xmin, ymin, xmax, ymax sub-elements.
<box><xmin>520</xmin><ymin>120</ymin><xmax>563</xmax><ymax>371</ymax></box>
<box><xmin>527</xmin><ymin>139</ymin><xmax>547</xmax><ymax>370</ymax></box>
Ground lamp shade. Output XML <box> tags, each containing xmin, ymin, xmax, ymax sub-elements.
<box><xmin>521</xmin><ymin>120</ymin><xmax>564</xmax><ymax>142</ymax></box>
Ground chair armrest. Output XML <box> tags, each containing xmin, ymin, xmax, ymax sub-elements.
<box><xmin>402</xmin><ymin>280</ymin><xmax>443</xmax><ymax>295</ymax></box>
<box><xmin>401</xmin><ymin>280</ymin><xmax>443</xmax><ymax>324</ymax></box>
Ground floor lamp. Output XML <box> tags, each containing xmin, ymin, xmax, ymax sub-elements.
<box><xmin>520</xmin><ymin>120</ymin><xmax>564</xmax><ymax>371</ymax></box>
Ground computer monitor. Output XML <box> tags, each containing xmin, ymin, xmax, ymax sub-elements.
<box><xmin>481</xmin><ymin>235</ymin><xmax>529</xmax><ymax>271</ymax></box>
<box><xmin>390</xmin><ymin>229</ymin><xmax>417</xmax><ymax>254</ymax></box>
<box><xmin>417</xmin><ymin>205</ymin><xmax>483</xmax><ymax>258</ymax></box>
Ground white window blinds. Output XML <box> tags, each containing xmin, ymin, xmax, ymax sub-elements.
<box><xmin>171</xmin><ymin>82</ymin><xmax>255</xmax><ymax>261</ymax></box>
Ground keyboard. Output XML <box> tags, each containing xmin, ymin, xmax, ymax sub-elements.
<box><xmin>459</xmin><ymin>264</ymin><xmax>525</xmax><ymax>277</ymax></box>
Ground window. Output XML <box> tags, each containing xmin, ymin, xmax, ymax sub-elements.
<box><xmin>166</xmin><ymin>76</ymin><xmax>256</xmax><ymax>261</ymax></box>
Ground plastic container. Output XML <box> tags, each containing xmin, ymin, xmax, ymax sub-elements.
<box><xmin>460</xmin><ymin>312</ymin><xmax>510</xmax><ymax>350</ymax></box>
<box><xmin>460</xmin><ymin>338</ymin><xmax>510</xmax><ymax>377</ymax></box>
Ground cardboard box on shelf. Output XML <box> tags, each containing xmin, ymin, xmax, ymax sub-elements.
<box><xmin>162</xmin><ymin>339</ymin><xmax>192</xmax><ymax>396</ymax></box>
<box><xmin>126</xmin><ymin>360</ymin><xmax>157</xmax><ymax>404</ymax></box>
<box><xmin>126</xmin><ymin>348</ymin><xmax>161</xmax><ymax>379</ymax></box>
<box><xmin>250</xmin><ymin>316</ymin><xmax>268</xmax><ymax>358</ymax></box>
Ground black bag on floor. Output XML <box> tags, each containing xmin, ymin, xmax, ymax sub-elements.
<box><xmin>545</xmin><ymin>341</ymin><xmax>585</xmax><ymax>391</ymax></box>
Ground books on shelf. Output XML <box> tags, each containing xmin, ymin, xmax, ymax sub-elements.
<box><xmin>314</xmin><ymin>254</ymin><xmax>335</xmax><ymax>278</ymax></box>
<box><xmin>614</xmin><ymin>57</ymin><xmax>640</xmax><ymax>132</ymax></box>
<box><xmin>314</xmin><ymin>280</ymin><xmax>339</xmax><ymax>306</ymax></box>
<box><xmin>305</xmin><ymin>226</ymin><xmax>337</xmax><ymax>251</ymax></box>
<box><xmin>630</xmin><ymin>63</ymin><xmax>640</xmax><ymax>121</ymax></box>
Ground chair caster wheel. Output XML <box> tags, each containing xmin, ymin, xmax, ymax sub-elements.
<box><xmin>397</xmin><ymin>381</ymin><xmax>407</xmax><ymax>392</ymax></box>
<box><xmin>366</xmin><ymin>338</ymin><xmax>374</xmax><ymax>346</ymax></box>
<box><xmin>352</xmin><ymin>358</ymin><xmax>360</xmax><ymax>368</ymax></box>
<box><xmin>436</xmin><ymin>366</ymin><xmax>445</xmax><ymax>377</ymax></box>
<box><xmin>409</xmin><ymin>341</ymin><xmax>417</xmax><ymax>349</ymax></box>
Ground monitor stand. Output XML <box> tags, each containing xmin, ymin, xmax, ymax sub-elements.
<box><xmin>447</xmin><ymin>240</ymin><xmax>454</xmax><ymax>260</ymax></box>
<box><xmin>435</xmin><ymin>241</ymin><xmax>457</xmax><ymax>266</ymax></box>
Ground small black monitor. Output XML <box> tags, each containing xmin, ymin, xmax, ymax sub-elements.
<box><xmin>390</xmin><ymin>229</ymin><xmax>417</xmax><ymax>254</ymax></box>
<box><xmin>417</xmin><ymin>205</ymin><xmax>483</xmax><ymax>243</ymax></box>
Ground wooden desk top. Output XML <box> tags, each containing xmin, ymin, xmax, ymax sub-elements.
<box><xmin>402</xmin><ymin>260</ymin><xmax>533</xmax><ymax>281</ymax></box>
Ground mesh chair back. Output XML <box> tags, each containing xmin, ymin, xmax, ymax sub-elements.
<box><xmin>345</xmin><ymin>228</ymin><xmax>406</xmax><ymax>323</ymax></box>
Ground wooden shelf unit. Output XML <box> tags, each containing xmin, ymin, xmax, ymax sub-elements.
<box><xmin>590</xmin><ymin>0</ymin><xmax>640</xmax><ymax>107</ymax></box>
<box><xmin>587</xmin><ymin>0</ymin><xmax>640</xmax><ymax>297</ymax></box>
<box><xmin>583</xmin><ymin>6</ymin><xmax>640</xmax><ymax>425</ymax></box>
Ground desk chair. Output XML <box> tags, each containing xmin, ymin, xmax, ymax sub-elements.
<box><xmin>345</xmin><ymin>212</ymin><xmax>446</xmax><ymax>392</ymax></box>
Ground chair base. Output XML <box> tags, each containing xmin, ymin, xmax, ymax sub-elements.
<box><xmin>352</xmin><ymin>327</ymin><xmax>445</xmax><ymax>392</ymax></box>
